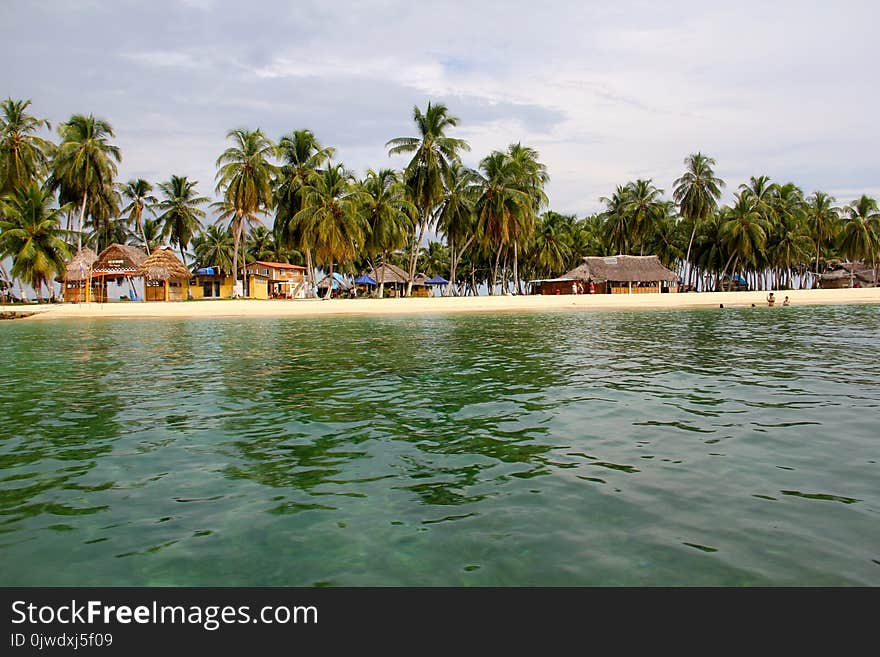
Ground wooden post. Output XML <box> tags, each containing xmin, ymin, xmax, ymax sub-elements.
<box><xmin>164</xmin><ymin>279</ymin><xmax>169</xmax><ymax>302</ymax></box>
<box><xmin>628</xmin><ymin>281</ymin><xmax>632</xmax><ymax>294</ymax></box>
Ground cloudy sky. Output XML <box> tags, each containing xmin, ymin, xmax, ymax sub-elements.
<box><xmin>2</xmin><ymin>0</ymin><xmax>878</xmax><ymax>217</ymax></box>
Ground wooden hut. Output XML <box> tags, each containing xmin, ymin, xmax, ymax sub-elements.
<box><xmin>139</xmin><ymin>247</ymin><xmax>191</xmax><ymax>301</ymax></box>
<box><xmin>531</xmin><ymin>255</ymin><xmax>678</xmax><ymax>295</ymax></box>
<box><xmin>92</xmin><ymin>244</ymin><xmax>148</xmax><ymax>302</ymax></box>
<box><xmin>367</xmin><ymin>263</ymin><xmax>430</xmax><ymax>297</ymax></box>
<box><xmin>58</xmin><ymin>248</ymin><xmax>99</xmax><ymax>302</ymax></box>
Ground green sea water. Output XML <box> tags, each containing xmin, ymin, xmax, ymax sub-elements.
<box><xmin>1</xmin><ymin>305</ymin><xmax>878</xmax><ymax>586</ymax></box>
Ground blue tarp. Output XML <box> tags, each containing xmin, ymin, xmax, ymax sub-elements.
<box><xmin>354</xmin><ymin>275</ymin><xmax>378</xmax><ymax>286</ymax></box>
<box><xmin>196</xmin><ymin>267</ymin><xmax>215</xmax><ymax>275</ymax></box>
<box><xmin>319</xmin><ymin>272</ymin><xmax>350</xmax><ymax>290</ymax></box>
<box><xmin>425</xmin><ymin>275</ymin><xmax>449</xmax><ymax>285</ymax></box>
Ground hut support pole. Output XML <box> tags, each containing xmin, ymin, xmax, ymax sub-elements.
<box><xmin>164</xmin><ymin>279</ymin><xmax>169</xmax><ymax>302</ymax></box>
<box><xmin>628</xmin><ymin>281</ymin><xmax>632</xmax><ymax>294</ymax></box>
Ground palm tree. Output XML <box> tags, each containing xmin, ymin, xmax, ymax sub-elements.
<box><xmin>505</xmin><ymin>143</ymin><xmax>548</xmax><ymax>291</ymax></box>
<box><xmin>155</xmin><ymin>175</ymin><xmax>208</xmax><ymax>268</ymax></box>
<box><xmin>247</xmin><ymin>225</ymin><xmax>276</xmax><ymax>262</ymax></box>
<box><xmin>215</xmin><ymin>128</ymin><xmax>276</xmax><ymax>296</ymax></box>
<box><xmin>0</xmin><ymin>98</ymin><xmax>54</xmax><ymax>195</ymax></box>
<box><xmin>622</xmin><ymin>178</ymin><xmax>665</xmax><ymax>255</ymax></box>
<box><xmin>0</xmin><ymin>182</ymin><xmax>70</xmax><ymax>301</ymax></box>
<box><xmin>274</xmin><ymin>129</ymin><xmax>334</xmax><ymax>296</ymax></box>
<box><xmin>646</xmin><ymin>201</ymin><xmax>684</xmax><ymax>270</ymax></box>
<box><xmin>119</xmin><ymin>178</ymin><xmax>157</xmax><ymax>254</ymax></box>
<box><xmin>387</xmin><ymin>102</ymin><xmax>469</xmax><ymax>295</ymax></box>
<box><xmin>720</xmin><ymin>193</ymin><xmax>768</xmax><ymax>289</ymax></box>
<box><xmin>839</xmin><ymin>195</ymin><xmax>880</xmax><ymax>286</ymax></box>
<box><xmin>132</xmin><ymin>218</ymin><xmax>164</xmax><ymax>253</ymax></box>
<box><xmin>192</xmin><ymin>224</ymin><xmax>235</xmax><ymax>273</ymax></box>
<box><xmin>767</xmin><ymin>182</ymin><xmax>808</xmax><ymax>288</ymax></box>
<box><xmin>673</xmin><ymin>153</ymin><xmax>724</xmax><ymax>285</ymax></box>
<box><xmin>436</xmin><ymin>161</ymin><xmax>477</xmax><ymax>295</ymax></box>
<box><xmin>600</xmin><ymin>185</ymin><xmax>631</xmax><ymax>254</ymax></box>
<box><xmin>473</xmin><ymin>150</ymin><xmax>533</xmax><ymax>293</ymax></box>
<box><xmin>418</xmin><ymin>241</ymin><xmax>450</xmax><ymax>277</ymax></box>
<box><xmin>48</xmin><ymin>114</ymin><xmax>120</xmax><ymax>250</ymax></box>
<box><xmin>530</xmin><ymin>211</ymin><xmax>574</xmax><ymax>278</ymax></box>
<box><xmin>293</xmin><ymin>164</ymin><xmax>367</xmax><ymax>299</ymax></box>
<box><xmin>806</xmin><ymin>191</ymin><xmax>840</xmax><ymax>285</ymax></box>
<box><xmin>359</xmin><ymin>168</ymin><xmax>414</xmax><ymax>297</ymax></box>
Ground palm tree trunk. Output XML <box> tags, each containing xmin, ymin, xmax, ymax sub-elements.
<box><xmin>407</xmin><ymin>203</ymin><xmax>431</xmax><ymax>297</ymax></box>
<box><xmin>324</xmin><ymin>262</ymin><xmax>334</xmax><ymax>300</ymax></box>
<box><xmin>720</xmin><ymin>252</ymin><xmax>736</xmax><ymax>290</ymax></box>
<box><xmin>77</xmin><ymin>191</ymin><xmax>88</xmax><ymax>252</ymax></box>
<box><xmin>684</xmin><ymin>223</ymin><xmax>697</xmax><ymax>287</ymax></box>
<box><xmin>512</xmin><ymin>239</ymin><xmax>520</xmax><ymax>295</ymax></box>
<box><xmin>179</xmin><ymin>242</ymin><xmax>191</xmax><ymax>300</ymax></box>
<box><xmin>140</xmin><ymin>215</ymin><xmax>150</xmax><ymax>255</ymax></box>
<box><xmin>231</xmin><ymin>223</ymin><xmax>239</xmax><ymax>298</ymax></box>
<box><xmin>239</xmin><ymin>221</ymin><xmax>248</xmax><ymax>297</ymax></box>
<box><xmin>490</xmin><ymin>244</ymin><xmax>503</xmax><ymax>295</ymax></box>
<box><xmin>304</xmin><ymin>248</ymin><xmax>315</xmax><ymax>298</ymax></box>
<box><xmin>447</xmin><ymin>237</ymin><xmax>455</xmax><ymax>298</ymax></box>
<box><xmin>379</xmin><ymin>250</ymin><xmax>387</xmax><ymax>298</ymax></box>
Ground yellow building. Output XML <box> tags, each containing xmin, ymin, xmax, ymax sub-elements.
<box><xmin>190</xmin><ymin>269</ymin><xmax>269</xmax><ymax>300</ymax></box>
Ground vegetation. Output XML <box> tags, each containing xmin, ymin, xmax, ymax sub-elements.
<box><xmin>1</xmin><ymin>96</ymin><xmax>878</xmax><ymax>302</ymax></box>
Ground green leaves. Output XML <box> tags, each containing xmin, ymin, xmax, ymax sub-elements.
<box><xmin>0</xmin><ymin>181</ymin><xmax>70</xmax><ymax>299</ymax></box>
<box><xmin>0</xmin><ymin>98</ymin><xmax>54</xmax><ymax>195</ymax></box>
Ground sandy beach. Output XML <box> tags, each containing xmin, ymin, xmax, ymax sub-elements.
<box><xmin>3</xmin><ymin>287</ymin><xmax>878</xmax><ymax>321</ymax></box>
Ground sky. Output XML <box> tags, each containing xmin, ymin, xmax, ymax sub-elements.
<box><xmin>2</xmin><ymin>0</ymin><xmax>879</xmax><ymax>219</ymax></box>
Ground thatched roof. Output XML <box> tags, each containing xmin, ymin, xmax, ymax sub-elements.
<box><xmin>821</xmin><ymin>261</ymin><xmax>876</xmax><ymax>284</ymax></box>
<box><xmin>366</xmin><ymin>264</ymin><xmax>430</xmax><ymax>286</ymax></box>
<box><xmin>59</xmin><ymin>248</ymin><xmax>98</xmax><ymax>282</ymax></box>
<box><xmin>368</xmin><ymin>263</ymin><xmax>409</xmax><ymax>284</ymax></box>
<box><xmin>563</xmin><ymin>255</ymin><xmax>678</xmax><ymax>282</ymax></box>
<box><xmin>139</xmin><ymin>247</ymin><xmax>191</xmax><ymax>281</ymax></box>
<box><xmin>93</xmin><ymin>243</ymin><xmax>148</xmax><ymax>275</ymax></box>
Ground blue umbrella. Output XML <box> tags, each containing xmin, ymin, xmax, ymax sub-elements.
<box><xmin>425</xmin><ymin>275</ymin><xmax>449</xmax><ymax>285</ymax></box>
<box><xmin>354</xmin><ymin>274</ymin><xmax>378</xmax><ymax>286</ymax></box>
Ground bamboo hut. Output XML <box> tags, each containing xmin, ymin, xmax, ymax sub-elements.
<box><xmin>530</xmin><ymin>255</ymin><xmax>678</xmax><ymax>295</ymax></box>
<box><xmin>139</xmin><ymin>247</ymin><xmax>191</xmax><ymax>301</ymax></box>
<box><xmin>91</xmin><ymin>244</ymin><xmax>148</xmax><ymax>302</ymax></box>
<box><xmin>367</xmin><ymin>263</ymin><xmax>431</xmax><ymax>297</ymax></box>
<box><xmin>58</xmin><ymin>248</ymin><xmax>99</xmax><ymax>302</ymax></box>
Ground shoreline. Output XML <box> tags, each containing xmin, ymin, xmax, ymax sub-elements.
<box><xmin>2</xmin><ymin>288</ymin><xmax>879</xmax><ymax>321</ymax></box>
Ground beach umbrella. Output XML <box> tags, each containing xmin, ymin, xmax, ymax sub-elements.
<box><xmin>354</xmin><ymin>274</ymin><xmax>378</xmax><ymax>286</ymax></box>
<box><xmin>425</xmin><ymin>275</ymin><xmax>449</xmax><ymax>285</ymax></box>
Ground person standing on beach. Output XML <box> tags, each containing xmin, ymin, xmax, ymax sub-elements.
<box><xmin>767</xmin><ymin>292</ymin><xmax>776</xmax><ymax>306</ymax></box>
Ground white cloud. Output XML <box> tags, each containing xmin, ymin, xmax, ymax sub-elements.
<box><xmin>2</xmin><ymin>0</ymin><xmax>877</xmax><ymax>217</ymax></box>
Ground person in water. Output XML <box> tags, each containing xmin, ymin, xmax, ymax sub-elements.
<box><xmin>767</xmin><ymin>292</ymin><xmax>776</xmax><ymax>306</ymax></box>
<box><xmin>783</xmin><ymin>296</ymin><xmax>790</xmax><ymax>306</ymax></box>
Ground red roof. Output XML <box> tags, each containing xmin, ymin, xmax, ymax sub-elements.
<box><xmin>248</xmin><ymin>261</ymin><xmax>306</xmax><ymax>270</ymax></box>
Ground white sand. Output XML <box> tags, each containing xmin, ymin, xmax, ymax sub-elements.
<box><xmin>4</xmin><ymin>288</ymin><xmax>879</xmax><ymax>321</ymax></box>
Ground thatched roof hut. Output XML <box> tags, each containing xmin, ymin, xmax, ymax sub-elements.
<box><xmin>368</xmin><ymin>263</ymin><xmax>410</xmax><ymax>284</ymax></box>
<box><xmin>139</xmin><ymin>247</ymin><xmax>190</xmax><ymax>281</ymax></box>
<box><xmin>136</xmin><ymin>247</ymin><xmax>190</xmax><ymax>301</ymax></box>
<box><xmin>820</xmin><ymin>261</ymin><xmax>877</xmax><ymax>288</ymax></box>
<box><xmin>59</xmin><ymin>248</ymin><xmax>98</xmax><ymax>282</ymax></box>
<box><xmin>93</xmin><ymin>243</ymin><xmax>148</xmax><ymax>276</ymax></box>
<box><xmin>563</xmin><ymin>255</ymin><xmax>678</xmax><ymax>282</ymax></box>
